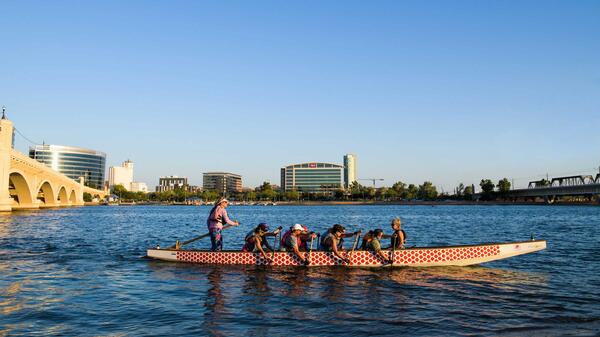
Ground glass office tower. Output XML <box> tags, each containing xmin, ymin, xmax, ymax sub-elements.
<box><xmin>280</xmin><ymin>163</ymin><xmax>343</xmax><ymax>194</ymax></box>
<box><xmin>29</xmin><ymin>144</ymin><xmax>106</xmax><ymax>188</ymax></box>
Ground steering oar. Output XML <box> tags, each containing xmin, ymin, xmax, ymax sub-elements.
<box><xmin>170</xmin><ymin>224</ymin><xmax>236</xmax><ymax>249</ymax></box>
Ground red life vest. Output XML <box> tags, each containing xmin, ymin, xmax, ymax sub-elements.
<box><xmin>242</xmin><ymin>233</ymin><xmax>259</xmax><ymax>252</ymax></box>
<box><xmin>280</xmin><ymin>230</ymin><xmax>302</xmax><ymax>251</ymax></box>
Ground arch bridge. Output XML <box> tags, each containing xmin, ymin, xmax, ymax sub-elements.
<box><xmin>0</xmin><ymin>115</ymin><xmax>106</xmax><ymax>211</ymax></box>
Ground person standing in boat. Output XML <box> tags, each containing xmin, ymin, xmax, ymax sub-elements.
<box><xmin>365</xmin><ymin>229</ymin><xmax>393</xmax><ymax>264</ymax></box>
<box><xmin>206</xmin><ymin>197</ymin><xmax>239</xmax><ymax>251</ymax></box>
<box><xmin>384</xmin><ymin>218</ymin><xmax>406</xmax><ymax>249</ymax></box>
<box><xmin>320</xmin><ymin>224</ymin><xmax>351</xmax><ymax>263</ymax></box>
<box><xmin>242</xmin><ymin>223</ymin><xmax>274</xmax><ymax>262</ymax></box>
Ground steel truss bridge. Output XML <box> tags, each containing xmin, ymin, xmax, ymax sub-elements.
<box><xmin>478</xmin><ymin>174</ymin><xmax>600</xmax><ymax>202</ymax></box>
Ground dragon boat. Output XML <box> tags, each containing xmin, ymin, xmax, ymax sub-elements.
<box><xmin>146</xmin><ymin>239</ymin><xmax>546</xmax><ymax>267</ymax></box>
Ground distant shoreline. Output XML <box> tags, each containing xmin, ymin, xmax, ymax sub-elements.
<box><xmin>85</xmin><ymin>200</ymin><xmax>600</xmax><ymax>207</ymax></box>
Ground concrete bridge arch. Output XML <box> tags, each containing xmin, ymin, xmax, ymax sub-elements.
<box><xmin>36</xmin><ymin>180</ymin><xmax>57</xmax><ymax>207</ymax></box>
<box><xmin>8</xmin><ymin>171</ymin><xmax>34</xmax><ymax>209</ymax></box>
<box><xmin>1</xmin><ymin>115</ymin><xmax>107</xmax><ymax>212</ymax></box>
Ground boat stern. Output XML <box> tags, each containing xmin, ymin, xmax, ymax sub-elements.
<box><xmin>147</xmin><ymin>248</ymin><xmax>179</xmax><ymax>262</ymax></box>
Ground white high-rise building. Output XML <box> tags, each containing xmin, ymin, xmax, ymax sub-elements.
<box><xmin>344</xmin><ymin>154</ymin><xmax>357</xmax><ymax>189</ymax></box>
<box><xmin>109</xmin><ymin>160</ymin><xmax>134</xmax><ymax>190</ymax></box>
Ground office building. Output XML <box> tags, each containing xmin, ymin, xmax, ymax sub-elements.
<box><xmin>108</xmin><ymin>160</ymin><xmax>134</xmax><ymax>190</ymax></box>
<box><xmin>280</xmin><ymin>162</ymin><xmax>343</xmax><ymax>193</ymax></box>
<box><xmin>156</xmin><ymin>176</ymin><xmax>188</xmax><ymax>192</ymax></box>
<box><xmin>344</xmin><ymin>154</ymin><xmax>357</xmax><ymax>188</ymax></box>
<box><xmin>203</xmin><ymin>172</ymin><xmax>242</xmax><ymax>194</ymax></box>
<box><xmin>29</xmin><ymin>144</ymin><xmax>106</xmax><ymax>188</ymax></box>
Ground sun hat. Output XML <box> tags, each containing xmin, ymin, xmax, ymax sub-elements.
<box><xmin>292</xmin><ymin>224</ymin><xmax>304</xmax><ymax>231</ymax></box>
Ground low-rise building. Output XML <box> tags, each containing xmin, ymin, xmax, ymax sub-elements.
<box><xmin>156</xmin><ymin>176</ymin><xmax>188</xmax><ymax>192</ymax></box>
<box><xmin>130</xmin><ymin>182</ymin><xmax>148</xmax><ymax>193</ymax></box>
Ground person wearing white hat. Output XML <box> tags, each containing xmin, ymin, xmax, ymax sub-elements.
<box><xmin>282</xmin><ymin>224</ymin><xmax>315</xmax><ymax>265</ymax></box>
<box><xmin>206</xmin><ymin>196</ymin><xmax>239</xmax><ymax>251</ymax></box>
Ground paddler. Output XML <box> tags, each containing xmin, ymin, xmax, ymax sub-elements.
<box><xmin>242</xmin><ymin>223</ymin><xmax>277</xmax><ymax>262</ymax></box>
<box><xmin>320</xmin><ymin>224</ymin><xmax>354</xmax><ymax>263</ymax></box>
<box><xmin>206</xmin><ymin>197</ymin><xmax>239</xmax><ymax>251</ymax></box>
<box><xmin>280</xmin><ymin>224</ymin><xmax>317</xmax><ymax>252</ymax></box>
<box><xmin>281</xmin><ymin>224</ymin><xmax>317</xmax><ymax>265</ymax></box>
<box><xmin>318</xmin><ymin>224</ymin><xmax>359</xmax><ymax>251</ymax></box>
<box><xmin>365</xmin><ymin>229</ymin><xmax>393</xmax><ymax>264</ymax></box>
<box><xmin>383</xmin><ymin>217</ymin><xmax>406</xmax><ymax>249</ymax></box>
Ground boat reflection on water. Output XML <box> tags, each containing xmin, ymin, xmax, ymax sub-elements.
<box><xmin>147</xmin><ymin>261</ymin><xmax>548</xmax><ymax>306</ymax></box>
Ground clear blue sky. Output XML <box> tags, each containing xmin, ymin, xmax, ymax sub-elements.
<box><xmin>1</xmin><ymin>1</ymin><xmax>599</xmax><ymax>191</ymax></box>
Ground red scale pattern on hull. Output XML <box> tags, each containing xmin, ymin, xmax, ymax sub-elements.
<box><xmin>175</xmin><ymin>245</ymin><xmax>501</xmax><ymax>266</ymax></box>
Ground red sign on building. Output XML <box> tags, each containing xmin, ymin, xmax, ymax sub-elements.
<box><xmin>309</xmin><ymin>163</ymin><xmax>317</xmax><ymax>168</ymax></box>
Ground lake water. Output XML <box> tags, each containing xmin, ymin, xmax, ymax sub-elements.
<box><xmin>1</xmin><ymin>205</ymin><xmax>600</xmax><ymax>336</ymax></box>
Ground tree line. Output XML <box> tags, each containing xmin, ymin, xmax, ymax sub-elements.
<box><xmin>98</xmin><ymin>178</ymin><xmax>515</xmax><ymax>203</ymax></box>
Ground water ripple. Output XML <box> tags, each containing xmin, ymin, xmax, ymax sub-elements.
<box><xmin>1</xmin><ymin>205</ymin><xmax>599</xmax><ymax>336</ymax></box>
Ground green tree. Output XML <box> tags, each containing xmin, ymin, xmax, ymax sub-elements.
<box><xmin>83</xmin><ymin>192</ymin><xmax>92</xmax><ymax>202</ymax></box>
<box><xmin>334</xmin><ymin>189</ymin><xmax>346</xmax><ymax>200</ymax></box>
<box><xmin>463</xmin><ymin>185</ymin><xmax>474</xmax><ymax>199</ymax></box>
<box><xmin>366</xmin><ymin>187</ymin><xmax>376</xmax><ymax>199</ymax></box>
<box><xmin>455</xmin><ymin>183</ymin><xmax>465</xmax><ymax>196</ymax></box>
<box><xmin>349</xmin><ymin>181</ymin><xmax>364</xmax><ymax>199</ymax></box>
<box><xmin>417</xmin><ymin>181</ymin><xmax>438</xmax><ymax>200</ymax></box>
<box><xmin>497</xmin><ymin>178</ymin><xmax>511</xmax><ymax>193</ymax></box>
<box><xmin>201</xmin><ymin>190</ymin><xmax>220</xmax><ymax>202</ymax></box>
<box><xmin>285</xmin><ymin>189</ymin><xmax>299</xmax><ymax>201</ymax></box>
<box><xmin>480</xmin><ymin>179</ymin><xmax>495</xmax><ymax>194</ymax></box>
<box><xmin>384</xmin><ymin>188</ymin><xmax>398</xmax><ymax>200</ymax></box>
<box><xmin>246</xmin><ymin>190</ymin><xmax>257</xmax><ymax>201</ymax></box>
<box><xmin>392</xmin><ymin>181</ymin><xmax>406</xmax><ymax>194</ymax></box>
<box><xmin>376</xmin><ymin>187</ymin><xmax>388</xmax><ymax>200</ymax></box>
<box><xmin>258</xmin><ymin>182</ymin><xmax>275</xmax><ymax>200</ymax></box>
<box><xmin>403</xmin><ymin>184</ymin><xmax>418</xmax><ymax>200</ymax></box>
<box><xmin>111</xmin><ymin>184</ymin><xmax>128</xmax><ymax>197</ymax></box>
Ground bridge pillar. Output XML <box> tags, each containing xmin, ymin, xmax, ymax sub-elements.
<box><xmin>0</xmin><ymin>117</ymin><xmax>14</xmax><ymax>212</ymax></box>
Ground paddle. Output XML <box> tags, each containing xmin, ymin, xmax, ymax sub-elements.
<box><xmin>170</xmin><ymin>224</ymin><xmax>235</xmax><ymax>249</ymax></box>
<box><xmin>390</xmin><ymin>239</ymin><xmax>396</xmax><ymax>266</ymax></box>
<box><xmin>348</xmin><ymin>230</ymin><xmax>361</xmax><ymax>265</ymax></box>
<box><xmin>306</xmin><ymin>235</ymin><xmax>315</xmax><ymax>266</ymax></box>
<box><xmin>271</xmin><ymin>226</ymin><xmax>283</xmax><ymax>261</ymax></box>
